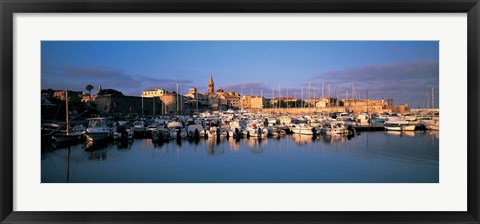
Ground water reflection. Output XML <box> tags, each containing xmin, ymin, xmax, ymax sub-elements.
<box><xmin>228</xmin><ymin>138</ymin><xmax>241</xmax><ymax>152</ymax></box>
<box><xmin>245</xmin><ymin>138</ymin><xmax>266</xmax><ymax>153</ymax></box>
<box><xmin>206</xmin><ymin>138</ymin><xmax>225</xmax><ymax>156</ymax></box>
<box><xmin>42</xmin><ymin>131</ymin><xmax>439</xmax><ymax>183</ymax></box>
<box><xmin>84</xmin><ymin>140</ymin><xmax>109</xmax><ymax>151</ymax></box>
<box><xmin>291</xmin><ymin>134</ymin><xmax>315</xmax><ymax>145</ymax></box>
<box><xmin>115</xmin><ymin>140</ymin><xmax>134</xmax><ymax>150</ymax></box>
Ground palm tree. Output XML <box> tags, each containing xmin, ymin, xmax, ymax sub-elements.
<box><xmin>85</xmin><ymin>84</ymin><xmax>94</xmax><ymax>101</ymax></box>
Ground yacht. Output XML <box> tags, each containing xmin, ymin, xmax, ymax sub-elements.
<box><xmin>85</xmin><ymin>118</ymin><xmax>110</xmax><ymax>142</ymax></box>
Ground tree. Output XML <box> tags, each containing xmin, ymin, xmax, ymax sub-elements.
<box><xmin>85</xmin><ymin>84</ymin><xmax>94</xmax><ymax>101</ymax></box>
<box><xmin>97</xmin><ymin>89</ymin><xmax>124</xmax><ymax>97</ymax></box>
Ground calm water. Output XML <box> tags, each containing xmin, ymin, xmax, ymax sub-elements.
<box><xmin>41</xmin><ymin>131</ymin><xmax>439</xmax><ymax>183</ymax></box>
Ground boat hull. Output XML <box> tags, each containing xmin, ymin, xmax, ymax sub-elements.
<box><xmin>291</xmin><ymin>128</ymin><xmax>314</xmax><ymax>135</ymax></box>
<box><xmin>52</xmin><ymin>133</ymin><xmax>81</xmax><ymax>143</ymax></box>
<box><xmin>401</xmin><ymin>125</ymin><xmax>416</xmax><ymax>131</ymax></box>
<box><xmin>385</xmin><ymin>126</ymin><xmax>401</xmax><ymax>131</ymax></box>
<box><xmin>85</xmin><ymin>132</ymin><xmax>110</xmax><ymax>142</ymax></box>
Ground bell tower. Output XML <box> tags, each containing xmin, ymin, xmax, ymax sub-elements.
<box><xmin>208</xmin><ymin>73</ymin><xmax>214</xmax><ymax>94</ymax></box>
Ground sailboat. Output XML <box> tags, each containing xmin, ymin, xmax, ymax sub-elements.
<box><xmin>52</xmin><ymin>90</ymin><xmax>82</xmax><ymax>144</ymax></box>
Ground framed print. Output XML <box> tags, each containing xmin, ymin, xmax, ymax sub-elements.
<box><xmin>1</xmin><ymin>0</ymin><xmax>479</xmax><ymax>223</ymax></box>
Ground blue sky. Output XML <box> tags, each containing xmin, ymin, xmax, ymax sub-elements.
<box><xmin>41</xmin><ymin>41</ymin><xmax>439</xmax><ymax>108</ymax></box>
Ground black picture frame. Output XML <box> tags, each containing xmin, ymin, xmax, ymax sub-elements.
<box><xmin>1</xmin><ymin>0</ymin><xmax>479</xmax><ymax>223</ymax></box>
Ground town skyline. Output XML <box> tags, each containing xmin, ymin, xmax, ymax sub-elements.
<box><xmin>42</xmin><ymin>41</ymin><xmax>439</xmax><ymax>108</ymax></box>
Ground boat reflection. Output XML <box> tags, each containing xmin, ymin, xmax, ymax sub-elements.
<box><xmin>228</xmin><ymin>138</ymin><xmax>241</xmax><ymax>151</ymax></box>
<box><xmin>206</xmin><ymin>138</ymin><xmax>225</xmax><ymax>156</ymax></box>
<box><xmin>385</xmin><ymin>130</ymin><xmax>417</xmax><ymax>138</ymax></box>
<box><xmin>402</xmin><ymin>131</ymin><xmax>416</xmax><ymax>138</ymax></box>
<box><xmin>385</xmin><ymin>130</ymin><xmax>402</xmax><ymax>136</ymax></box>
<box><xmin>316</xmin><ymin>134</ymin><xmax>351</xmax><ymax>146</ymax></box>
<box><xmin>86</xmin><ymin>149</ymin><xmax>107</xmax><ymax>161</ymax></box>
<box><xmin>427</xmin><ymin>130</ymin><xmax>439</xmax><ymax>139</ymax></box>
<box><xmin>245</xmin><ymin>137</ymin><xmax>266</xmax><ymax>153</ymax></box>
<box><xmin>115</xmin><ymin>139</ymin><xmax>134</xmax><ymax>150</ymax></box>
<box><xmin>84</xmin><ymin>140</ymin><xmax>108</xmax><ymax>151</ymax></box>
<box><xmin>290</xmin><ymin>134</ymin><xmax>314</xmax><ymax>145</ymax></box>
<box><xmin>49</xmin><ymin>140</ymin><xmax>80</xmax><ymax>150</ymax></box>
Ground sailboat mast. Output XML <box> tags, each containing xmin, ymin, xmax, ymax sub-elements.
<box><xmin>313</xmin><ymin>83</ymin><xmax>316</xmax><ymax>110</ymax></box>
<box><xmin>278</xmin><ymin>83</ymin><xmax>281</xmax><ymax>109</ymax></box>
<box><xmin>366</xmin><ymin>89</ymin><xmax>369</xmax><ymax>114</ymax></box>
<box><xmin>322</xmin><ymin>81</ymin><xmax>324</xmax><ymax>99</ymax></box>
<box><xmin>426</xmin><ymin>90</ymin><xmax>430</xmax><ymax>109</ymax></box>
<box><xmin>301</xmin><ymin>86</ymin><xmax>304</xmax><ymax>108</ymax></box>
<box><xmin>286</xmin><ymin>87</ymin><xmax>288</xmax><ymax>108</ymax></box>
<box><xmin>308</xmin><ymin>82</ymin><xmax>311</xmax><ymax>109</ymax></box>
<box><xmin>352</xmin><ymin>81</ymin><xmax>355</xmax><ymax>100</ymax></box>
<box><xmin>65</xmin><ymin>89</ymin><xmax>69</xmax><ymax>135</ymax></box>
<box><xmin>432</xmin><ymin>87</ymin><xmax>435</xmax><ymax>109</ymax></box>
<box><xmin>196</xmin><ymin>85</ymin><xmax>199</xmax><ymax>113</ymax></box>
<box><xmin>272</xmin><ymin>87</ymin><xmax>275</xmax><ymax>108</ymax></box>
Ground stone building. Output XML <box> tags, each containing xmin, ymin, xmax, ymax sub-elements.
<box><xmin>184</xmin><ymin>87</ymin><xmax>209</xmax><ymax>107</ymax></box>
<box><xmin>186</xmin><ymin>74</ymin><xmax>241</xmax><ymax>110</ymax></box>
<box><xmin>159</xmin><ymin>93</ymin><xmax>190</xmax><ymax>115</ymax></box>
<box><xmin>240</xmin><ymin>95</ymin><xmax>266</xmax><ymax>109</ymax></box>
<box><xmin>94</xmin><ymin>95</ymin><xmax>162</xmax><ymax>116</ymax></box>
<box><xmin>141</xmin><ymin>88</ymin><xmax>168</xmax><ymax>98</ymax></box>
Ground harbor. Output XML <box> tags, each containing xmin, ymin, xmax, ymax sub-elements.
<box><xmin>41</xmin><ymin>106</ymin><xmax>440</xmax><ymax>183</ymax></box>
<box><xmin>42</xmin><ymin>130</ymin><xmax>439</xmax><ymax>183</ymax></box>
<box><xmin>41</xmin><ymin>41</ymin><xmax>440</xmax><ymax>183</ymax></box>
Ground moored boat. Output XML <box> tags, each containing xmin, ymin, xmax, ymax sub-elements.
<box><xmin>85</xmin><ymin>118</ymin><xmax>110</xmax><ymax>142</ymax></box>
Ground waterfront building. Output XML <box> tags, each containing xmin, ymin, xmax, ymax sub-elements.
<box><xmin>141</xmin><ymin>88</ymin><xmax>168</xmax><ymax>98</ymax></box>
<box><xmin>241</xmin><ymin>95</ymin><xmax>266</xmax><ymax>109</ymax></box>
<box><xmin>216</xmin><ymin>87</ymin><xmax>241</xmax><ymax>109</ymax></box>
<box><xmin>186</xmin><ymin>74</ymin><xmax>242</xmax><ymax>110</ymax></box>
<box><xmin>184</xmin><ymin>87</ymin><xmax>209</xmax><ymax>107</ymax></box>
<box><xmin>52</xmin><ymin>90</ymin><xmax>82</xmax><ymax>101</ymax></box>
<box><xmin>270</xmin><ymin>97</ymin><xmax>299</xmax><ymax>108</ymax></box>
<box><xmin>95</xmin><ymin>94</ymin><xmax>162</xmax><ymax>116</ymax></box>
<box><xmin>343</xmin><ymin>99</ymin><xmax>409</xmax><ymax>114</ymax></box>
<box><xmin>312</xmin><ymin>98</ymin><xmax>337</xmax><ymax>108</ymax></box>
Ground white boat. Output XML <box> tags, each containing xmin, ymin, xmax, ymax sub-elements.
<box><xmin>132</xmin><ymin>120</ymin><xmax>146</xmax><ymax>133</ymax></box>
<box><xmin>167</xmin><ymin>121</ymin><xmax>183</xmax><ymax>129</ymax></box>
<box><xmin>290</xmin><ymin>124</ymin><xmax>315</xmax><ymax>135</ymax></box>
<box><xmin>85</xmin><ymin>118</ymin><xmax>110</xmax><ymax>142</ymax></box>
<box><xmin>152</xmin><ymin>127</ymin><xmax>170</xmax><ymax>142</ymax></box>
<box><xmin>112</xmin><ymin>127</ymin><xmax>133</xmax><ymax>140</ymax></box>
<box><xmin>338</xmin><ymin>113</ymin><xmax>354</xmax><ymax>121</ymax></box>
<box><xmin>427</xmin><ymin>120</ymin><xmax>439</xmax><ymax>131</ymax></box>
<box><xmin>187</xmin><ymin>124</ymin><xmax>204</xmax><ymax>138</ymax></box>
<box><xmin>267</xmin><ymin>118</ymin><xmax>278</xmax><ymax>126</ymax></box>
<box><xmin>384</xmin><ymin>123</ymin><xmax>402</xmax><ymax>131</ymax></box>
<box><xmin>245</xmin><ymin>125</ymin><xmax>268</xmax><ymax>138</ymax></box>
<box><xmin>272</xmin><ymin>128</ymin><xmax>286</xmax><ymax>137</ymax></box>
<box><xmin>279</xmin><ymin>116</ymin><xmax>292</xmax><ymax>125</ymax></box>
<box><xmin>146</xmin><ymin>122</ymin><xmax>158</xmax><ymax>132</ymax></box>
<box><xmin>206</xmin><ymin>126</ymin><xmax>228</xmax><ymax>139</ymax></box>
<box><xmin>326</xmin><ymin>122</ymin><xmax>351</xmax><ymax>135</ymax></box>
<box><xmin>401</xmin><ymin>124</ymin><xmax>416</xmax><ymax>131</ymax></box>
<box><xmin>355</xmin><ymin>113</ymin><xmax>370</xmax><ymax>125</ymax></box>
<box><xmin>385</xmin><ymin>120</ymin><xmax>415</xmax><ymax>131</ymax></box>
<box><xmin>169</xmin><ymin>128</ymin><xmax>187</xmax><ymax>139</ymax></box>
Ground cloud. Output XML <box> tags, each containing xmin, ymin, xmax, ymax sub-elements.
<box><xmin>42</xmin><ymin>66</ymin><xmax>144</xmax><ymax>93</ymax></box>
<box><xmin>311</xmin><ymin>61</ymin><xmax>439</xmax><ymax>107</ymax></box>
<box><xmin>41</xmin><ymin>66</ymin><xmax>196</xmax><ymax>96</ymax></box>
<box><xmin>137</xmin><ymin>75</ymin><xmax>193</xmax><ymax>85</ymax></box>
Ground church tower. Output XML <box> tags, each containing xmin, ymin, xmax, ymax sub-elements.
<box><xmin>208</xmin><ymin>74</ymin><xmax>214</xmax><ymax>94</ymax></box>
<box><xmin>97</xmin><ymin>84</ymin><xmax>102</xmax><ymax>95</ymax></box>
